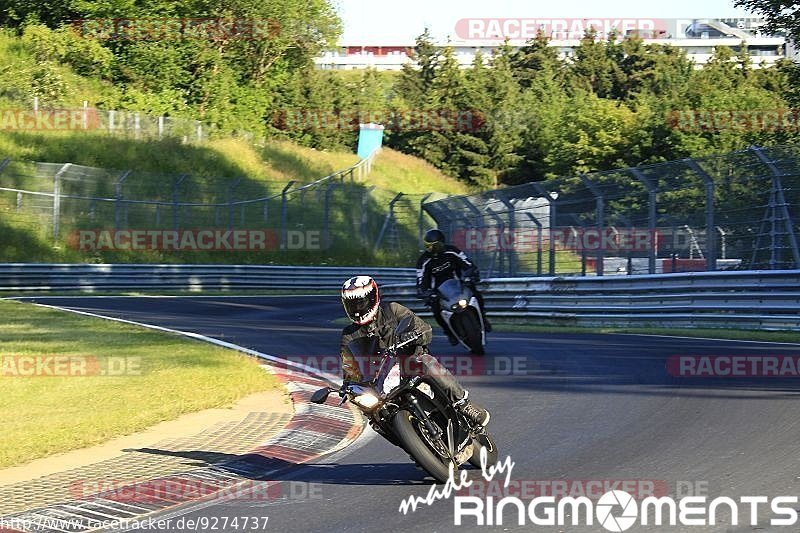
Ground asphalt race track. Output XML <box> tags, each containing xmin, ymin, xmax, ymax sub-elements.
<box><xmin>21</xmin><ymin>296</ymin><xmax>800</xmax><ymax>532</ymax></box>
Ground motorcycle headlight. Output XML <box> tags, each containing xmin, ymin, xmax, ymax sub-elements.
<box><xmin>352</xmin><ymin>392</ymin><xmax>380</xmax><ymax>410</ymax></box>
<box><xmin>458</xmin><ymin>299</ymin><xmax>468</xmax><ymax>307</ymax></box>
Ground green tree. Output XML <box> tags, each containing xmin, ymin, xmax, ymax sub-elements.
<box><xmin>567</xmin><ymin>28</ymin><xmax>626</xmax><ymax>98</ymax></box>
<box><xmin>510</xmin><ymin>31</ymin><xmax>563</xmax><ymax>88</ymax></box>
<box><xmin>543</xmin><ymin>91</ymin><xmax>642</xmax><ymax>177</ymax></box>
<box><xmin>733</xmin><ymin>0</ymin><xmax>800</xmax><ymax>44</ymax></box>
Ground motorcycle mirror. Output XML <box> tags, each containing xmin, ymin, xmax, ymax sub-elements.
<box><xmin>310</xmin><ymin>387</ymin><xmax>333</xmax><ymax>404</ymax></box>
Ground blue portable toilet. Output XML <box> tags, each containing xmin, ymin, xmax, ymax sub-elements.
<box><xmin>357</xmin><ymin>123</ymin><xmax>384</xmax><ymax>159</ymax></box>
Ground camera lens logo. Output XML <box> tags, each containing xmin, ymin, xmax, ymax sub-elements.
<box><xmin>596</xmin><ymin>490</ymin><xmax>638</xmax><ymax>532</ymax></box>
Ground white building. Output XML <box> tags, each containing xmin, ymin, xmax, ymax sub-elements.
<box><xmin>315</xmin><ymin>18</ymin><xmax>789</xmax><ymax>71</ymax></box>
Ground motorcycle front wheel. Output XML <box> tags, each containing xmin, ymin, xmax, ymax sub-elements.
<box><xmin>468</xmin><ymin>431</ymin><xmax>499</xmax><ymax>469</ymax></box>
<box><xmin>454</xmin><ymin>309</ymin><xmax>485</xmax><ymax>355</ymax></box>
<box><xmin>393</xmin><ymin>409</ymin><xmax>455</xmax><ymax>484</ymax></box>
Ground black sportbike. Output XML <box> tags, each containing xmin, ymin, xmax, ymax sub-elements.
<box><xmin>311</xmin><ymin>317</ymin><xmax>498</xmax><ymax>483</ymax></box>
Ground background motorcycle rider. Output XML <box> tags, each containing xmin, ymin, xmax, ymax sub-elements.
<box><xmin>415</xmin><ymin>228</ymin><xmax>491</xmax><ymax>345</ymax></box>
<box><xmin>338</xmin><ymin>275</ymin><xmax>490</xmax><ymax>427</ymax></box>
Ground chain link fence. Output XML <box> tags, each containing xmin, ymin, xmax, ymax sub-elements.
<box><xmin>21</xmin><ymin>99</ymin><xmax>223</xmax><ymax>143</ymax></box>
<box><xmin>0</xmin><ymin>151</ymin><xmax>438</xmax><ymax>263</ymax></box>
<box><xmin>423</xmin><ymin>145</ymin><xmax>800</xmax><ymax>277</ymax></box>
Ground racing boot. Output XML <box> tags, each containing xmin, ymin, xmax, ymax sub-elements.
<box><xmin>455</xmin><ymin>395</ymin><xmax>490</xmax><ymax>427</ymax></box>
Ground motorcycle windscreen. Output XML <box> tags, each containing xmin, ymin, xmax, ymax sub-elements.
<box><xmin>347</xmin><ymin>336</ymin><xmax>381</xmax><ymax>382</ymax></box>
<box><xmin>347</xmin><ymin>336</ymin><xmax>379</xmax><ymax>357</ymax></box>
<box><xmin>347</xmin><ymin>336</ymin><xmax>398</xmax><ymax>392</ymax></box>
<box><xmin>437</xmin><ymin>278</ymin><xmax>468</xmax><ymax>308</ymax></box>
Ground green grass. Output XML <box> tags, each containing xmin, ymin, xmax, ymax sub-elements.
<box><xmin>0</xmin><ymin>129</ymin><xmax>466</xmax><ymax>265</ymax></box>
<box><xmin>0</xmin><ymin>299</ymin><xmax>280</xmax><ymax>468</ymax></box>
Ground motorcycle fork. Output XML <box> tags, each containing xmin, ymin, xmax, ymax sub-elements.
<box><xmin>406</xmin><ymin>394</ymin><xmax>442</xmax><ymax>441</ymax></box>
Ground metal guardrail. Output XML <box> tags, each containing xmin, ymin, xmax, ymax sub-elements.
<box><xmin>381</xmin><ymin>270</ymin><xmax>800</xmax><ymax>331</ymax></box>
<box><xmin>4</xmin><ymin>265</ymin><xmax>799</xmax><ymax>331</ymax></box>
<box><xmin>0</xmin><ymin>264</ymin><xmax>416</xmax><ymax>292</ymax></box>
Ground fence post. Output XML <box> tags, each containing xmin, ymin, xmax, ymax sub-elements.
<box><xmin>323</xmin><ymin>182</ymin><xmax>340</xmax><ymax>249</ymax></box>
<box><xmin>484</xmin><ymin>207</ymin><xmax>506</xmax><ymax>276</ymax></box>
<box><xmin>749</xmin><ymin>146</ymin><xmax>800</xmax><ymax>269</ymax></box>
<box><xmin>172</xmin><ymin>174</ymin><xmax>188</xmax><ymax>229</ymax></box>
<box><xmin>374</xmin><ymin>193</ymin><xmax>403</xmax><ymax>251</ymax></box>
<box><xmin>196</xmin><ymin>122</ymin><xmax>202</xmax><ymax>143</ymax></box>
<box><xmin>109</xmin><ymin>110</ymin><xmax>115</xmax><ymax>132</ymax></box>
<box><xmin>418</xmin><ymin>193</ymin><xmax>433</xmax><ymax>242</ymax></box>
<box><xmin>227</xmin><ymin>178</ymin><xmax>242</xmax><ymax>230</ymax></box>
<box><xmin>158</xmin><ymin>116</ymin><xmax>164</xmax><ymax>139</ymax></box>
<box><xmin>716</xmin><ymin>227</ymin><xmax>727</xmax><ymax>259</ymax></box>
<box><xmin>525</xmin><ymin>213</ymin><xmax>543</xmax><ymax>275</ymax></box>
<box><xmin>579</xmin><ymin>174</ymin><xmax>605</xmax><ymax>276</ymax></box>
<box><xmin>530</xmin><ymin>183</ymin><xmax>558</xmax><ymax>275</ymax></box>
<box><xmin>458</xmin><ymin>198</ymin><xmax>488</xmax><ymax>274</ymax></box>
<box><xmin>361</xmin><ymin>186</ymin><xmax>375</xmax><ymax>246</ymax></box>
<box><xmin>134</xmin><ymin>113</ymin><xmax>140</xmax><ymax>139</ymax></box>
<box><xmin>629</xmin><ymin>168</ymin><xmax>657</xmax><ymax>274</ymax></box>
<box><xmin>52</xmin><ymin>163</ymin><xmax>71</xmax><ymax>239</ymax></box>
<box><xmin>496</xmin><ymin>192</ymin><xmax>518</xmax><ymax>276</ymax></box>
<box><xmin>684</xmin><ymin>159</ymin><xmax>718</xmax><ymax>271</ymax></box>
<box><xmin>82</xmin><ymin>101</ymin><xmax>88</xmax><ymax>130</ymax></box>
<box><xmin>280</xmin><ymin>181</ymin><xmax>296</xmax><ymax>250</ymax></box>
<box><xmin>114</xmin><ymin>170</ymin><xmax>132</xmax><ymax>230</ymax></box>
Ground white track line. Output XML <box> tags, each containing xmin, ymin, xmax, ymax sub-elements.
<box><xmin>28</xmin><ymin>303</ymin><xmax>341</xmax><ymax>382</ymax></box>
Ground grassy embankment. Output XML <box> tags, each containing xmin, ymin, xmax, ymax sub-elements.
<box><xmin>0</xmin><ymin>298</ymin><xmax>282</xmax><ymax>468</ymax></box>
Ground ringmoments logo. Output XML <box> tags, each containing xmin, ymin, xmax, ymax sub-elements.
<box><xmin>595</xmin><ymin>490</ymin><xmax>638</xmax><ymax>532</ymax></box>
<box><xmin>453</xmin><ymin>490</ymin><xmax>800</xmax><ymax>528</ymax></box>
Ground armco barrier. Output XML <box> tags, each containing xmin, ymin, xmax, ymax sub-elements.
<box><xmin>3</xmin><ymin>265</ymin><xmax>799</xmax><ymax>331</ymax></box>
<box><xmin>381</xmin><ymin>270</ymin><xmax>800</xmax><ymax>331</ymax></box>
<box><xmin>0</xmin><ymin>264</ymin><xmax>416</xmax><ymax>292</ymax></box>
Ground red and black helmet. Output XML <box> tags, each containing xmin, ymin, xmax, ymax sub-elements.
<box><xmin>341</xmin><ymin>276</ymin><xmax>380</xmax><ymax>325</ymax></box>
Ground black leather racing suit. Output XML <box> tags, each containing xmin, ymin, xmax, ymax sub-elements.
<box><xmin>338</xmin><ymin>301</ymin><xmax>465</xmax><ymax>403</ymax></box>
<box><xmin>415</xmin><ymin>244</ymin><xmax>488</xmax><ymax>335</ymax></box>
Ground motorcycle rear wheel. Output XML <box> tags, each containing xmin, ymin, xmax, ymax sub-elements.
<box><xmin>393</xmin><ymin>409</ymin><xmax>455</xmax><ymax>484</ymax></box>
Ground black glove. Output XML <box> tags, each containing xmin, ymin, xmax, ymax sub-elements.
<box><xmin>462</xmin><ymin>268</ymin><xmax>480</xmax><ymax>286</ymax></box>
<box><xmin>418</xmin><ymin>289</ymin><xmax>435</xmax><ymax>305</ymax></box>
<box><xmin>399</xmin><ymin>330</ymin><xmax>418</xmax><ymax>344</ymax></box>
